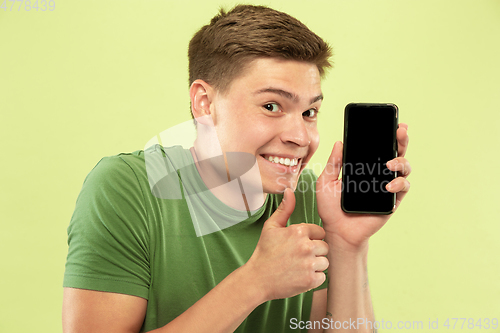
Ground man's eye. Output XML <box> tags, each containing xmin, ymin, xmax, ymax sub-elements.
<box><xmin>263</xmin><ymin>103</ymin><xmax>280</xmax><ymax>112</ymax></box>
<box><xmin>303</xmin><ymin>109</ymin><xmax>318</xmax><ymax>118</ymax></box>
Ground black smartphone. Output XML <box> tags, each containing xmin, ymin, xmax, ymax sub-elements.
<box><xmin>341</xmin><ymin>103</ymin><xmax>399</xmax><ymax>214</ymax></box>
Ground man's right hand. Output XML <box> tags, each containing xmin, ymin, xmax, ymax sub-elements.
<box><xmin>63</xmin><ymin>188</ymin><xmax>329</xmax><ymax>333</ymax></box>
<box><xmin>244</xmin><ymin>188</ymin><xmax>329</xmax><ymax>301</ymax></box>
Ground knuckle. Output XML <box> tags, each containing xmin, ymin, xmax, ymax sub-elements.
<box><xmin>406</xmin><ymin>163</ymin><xmax>412</xmax><ymax>174</ymax></box>
<box><xmin>317</xmin><ymin>272</ymin><xmax>326</xmax><ymax>285</ymax></box>
<box><xmin>300</xmin><ymin>241</ymin><xmax>313</xmax><ymax>254</ymax></box>
<box><xmin>312</xmin><ymin>257</ymin><xmax>322</xmax><ymax>272</ymax></box>
<box><xmin>323</xmin><ymin>241</ymin><xmax>330</xmax><ymax>253</ymax></box>
<box><xmin>304</xmin><ymin>271</ymin><xmax>316</xmax><ymax>287</ymax></box>
<box><xmin>316</xmin><ymin>240</ymin><xmax>328</xmax><ymax>255</ymax></box>
<box><xmin>293</xmin><ymin>224</ymin><xmax>307</xmax><ymax>237</ymax></box>
<box><xmin>403</xmin><ymin>159</ymin><xmax>411</xmax><ymax>170</ymax></box>
<box><xmin>276</xmin><ymin>203</ymin><xmax>286</xmax><ymax>214</ymax></box>
<box><xmin>320</xmin><ymin>256</ymin><xmax>329</xmax><ymax>269</ymax></box>
<box><xmin>307</xmin><ymin>259</ymin><xmax>315</xmax><ymax>271</ymax></box>
<box><xmin>316</xmin><ymin>226</ymin><xmax>326</xmax><ymax>239</ymax></box>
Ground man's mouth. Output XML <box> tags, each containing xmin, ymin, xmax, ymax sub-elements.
<box><xmin>261</xmin><ymin>154</ymin><xmax>301</xmax><ymax>167</ymax></box>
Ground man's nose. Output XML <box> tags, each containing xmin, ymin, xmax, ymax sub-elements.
<box><xmin>280</xmin><ymin>114</ymin><xmax>311</xmax><ymax>147</ymax></box>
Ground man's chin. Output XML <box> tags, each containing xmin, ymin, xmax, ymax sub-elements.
<box><xmin>262</xmin><ymin>180</ymin><xmax>297</xmax><ymax>195</ymax></box>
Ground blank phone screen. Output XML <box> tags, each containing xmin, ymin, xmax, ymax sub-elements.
<box><xmin>341</xmin><ymin>103</ymin><xmax>398</xmax><ymax>214</ymax></box>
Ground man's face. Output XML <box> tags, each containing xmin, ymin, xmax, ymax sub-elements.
<box><xmin>210</xmin><ymin>57</ymin><xmax>322</xmax><ymax>194</ymax></box>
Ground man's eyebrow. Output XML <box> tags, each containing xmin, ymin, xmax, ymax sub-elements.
<box><xmin>309</xmin><ymin>94</ymin><xmax>324</xmax><ymax>104</ymax></box>
<box><xmin>254</xmin><ymin>88</ymin><xmax>323</xmax><ymax>105</ymax></box>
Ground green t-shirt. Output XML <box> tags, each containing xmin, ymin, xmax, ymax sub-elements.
<box><xmin>64</xmin><ymin>144</ymin><xmax>327</xmax><ymax>332</ymax></box>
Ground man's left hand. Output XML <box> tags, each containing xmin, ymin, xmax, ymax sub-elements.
<box><xmin>315</xmin><ymin>123</ymin><xmax>411</xmax><ymax>249</ymax></box>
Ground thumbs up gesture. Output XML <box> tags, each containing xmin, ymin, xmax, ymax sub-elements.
<box><xmin>244</xmin><ymin>188</ymin><xmax>329</xmax><ymax>301</ymax></box>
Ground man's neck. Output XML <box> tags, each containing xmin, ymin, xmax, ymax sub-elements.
<box><xmin>189</xmin><ymin>145</ymin><xmax>267</xmax><ymax>212</ymax></box>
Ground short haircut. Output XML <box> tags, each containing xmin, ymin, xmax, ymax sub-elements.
<box><xmin>188</xmin><ymin>4</ymin><xmax>333</xmax><ymax>117</ymax></box>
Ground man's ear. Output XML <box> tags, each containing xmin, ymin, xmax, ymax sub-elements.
<box><xmin>190</xmin><ymin>79</ymin><xmax>216</xmax><ymax>125</ymax></box>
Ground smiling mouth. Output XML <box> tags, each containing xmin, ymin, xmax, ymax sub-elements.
<box><xmin>260</xmin><ymin>154</ymin><xmax>302</xmax><ymax>167</ymax></box>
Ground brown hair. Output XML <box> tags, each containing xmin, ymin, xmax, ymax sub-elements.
<box><xmin>188</xmin><ymin>4</ymin><xmax>333</xmax><ymax>109</ymax></box>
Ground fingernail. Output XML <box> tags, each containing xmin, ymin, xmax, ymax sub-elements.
<box><xmin>386</xmin><ymin>183</ymin><xmax>392</xmax><ymax>191</ymax></box>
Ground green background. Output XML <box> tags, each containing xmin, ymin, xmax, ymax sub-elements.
<box><xmin>1</xmin><ymin>0</ymin><xmax>499</xmax><ymax>332</ymax></box>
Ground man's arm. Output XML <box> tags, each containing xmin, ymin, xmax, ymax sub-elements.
<box><xmin>309</xmin><ymin>289</ymin><xmax>328</xmax><ymax>333</ymax></box>
<box><xmin>63</xmin><ymin>288</ymin><xmax>147</xmax><ymax>333</ymax></box>
<box><xmin>314</xmin><ymin>125</ymin><xmax>411</xmax><ymax>333</ymax></box>
<box><xmin>323</xmin><ymin>238</ymin><xmax>374</xmax><ymax>333</ymax></box>
<box><xmin>308</xmin><ymin>245</ymin><xmax>375</xmax><ymax>333</ymax></box>
<box><xmin>63</xmin><ymin>263</ymin><xmax>265</xmax><ymax>333</ymax></box>
<box><xmin>63</xmin><ymin>188</ymin><xmax>329</xmax><ymax>333</ymax></box>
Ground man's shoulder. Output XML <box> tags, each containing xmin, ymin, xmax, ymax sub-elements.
<box><xmin>89</xmin><ymin>144</ymin><xmax>188</xmax><ymax>178</ymax></box>
<box><xmin>83</xmin><ymin>149</ymin><xmax>145</xmax><ymax>183</ymax></box>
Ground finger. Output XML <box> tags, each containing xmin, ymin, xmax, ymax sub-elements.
<box><xmin>264</xmin><ymin>187</ymin><xmax>296</xmax><ymax>229</ymax></box>
<box><xmin>312</xmin><ymin>271</ymin><xmax>327</xmax><ymax>289</ymax></box>
<box><xmin>386</xmin><ymin>157</ymin><xmax>412</xmax><ymax>177</ymax></box>
<box><xmin>313</xmin><ymin>256</ymin><xmax>329</xmax><ymax>272</ymax></box>
<box><xmin>393</xmin><ymin>185</ymin><xmax>410</xmax><ymax>212</ymax></box>
<box><xmin>311</xmin><ymin>240</ymin><xmax>329</xmax><ymax>256</ymax></box>
<box><xmin>291</xmin><ymin>223</ymin><xmax>326</xmax><ymax>241</ymax></box>
<box><xmin>397</xmin><ymin>124</ymin><xmax>409</xmax><ymax>158</ymax></box>
<box><xmin>386</xmin><ymin>177</ymin><xmax>411</xmax><ymax>193</ymax></box>
<box><xmin>317</xmin><ymin>141</ymin><xmax>342</xmax><ymax>185</ymax></box>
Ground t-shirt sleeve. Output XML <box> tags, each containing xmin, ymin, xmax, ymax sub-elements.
<box><xmin>63</xmin><ymin>155</ymin><xmax>151</xmax><ymax>299</ymax></box>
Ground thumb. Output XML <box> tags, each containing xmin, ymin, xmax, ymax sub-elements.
<box><xmin>317</xmin><ymin>141</ymin><xmax>342</xmax><ymax>194</ymax></box>
<box><xmin>264</xmin><ymin>187</ymin><xmax>296</xmax><ymax>229</ymax></box>
<box><xmin>318</xmin><ymin>141</ymin><xmax>342</xmax><ymax>183</ymax></box>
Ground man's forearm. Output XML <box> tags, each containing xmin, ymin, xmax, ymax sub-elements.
<box><xmin>149</xmin><ymin>265</ymin><xmax>265</xmax><ymax>333</ymax></box>
<box><xmin>324</xmin><ymin>235</ymin><xmax>375</xmax><ymax>333</ymax></box>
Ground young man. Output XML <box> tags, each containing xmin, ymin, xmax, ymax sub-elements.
<box><xmin>63</xmin><ymin>5</ymin><xmax>411</xmax><ymax>333</ymax></box>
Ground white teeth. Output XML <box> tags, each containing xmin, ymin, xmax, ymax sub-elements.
<box><xmin>266</xmin><ymin>155</ymin><xmax>298</xmax><ymax>167</ymax></box>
